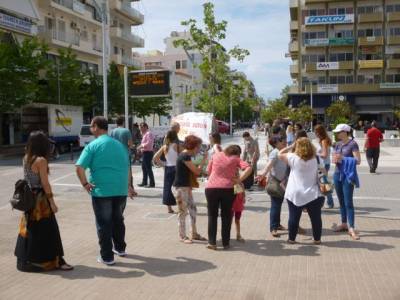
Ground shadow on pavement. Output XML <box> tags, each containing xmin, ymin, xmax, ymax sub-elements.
<box><xmin>119</xmin><ymin>254</ymin><xmax>217</xmax><ymax>277</ymax></box>
<box><xmin>321</xmin><ymin>240</ymin><xmax>395</xmax><ymax>251</ymax></box>
<box><xmin>50</xmin><ymin>265</ymin><xmax>145</xmax><ymax>279</ymax></box>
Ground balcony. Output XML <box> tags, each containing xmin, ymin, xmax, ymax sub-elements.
<box><xmin>358</xmin><ymin>12</ymin><xmax>384</xmax><ymax>23</ymax></box>
<box><xmin>338</xmin><ymin>84</ymin><xmax>380</xmax><ymax>93</ymax></box>
<box><xmin>111</xmin><ymin>53</ymin><xmax>140</xmax><ymax>67</ymax></box>
<box><xmin>388</xmin><ymin>12</ymin><xmax>400</xmax><ymax>22</ymax></box>
<box><xmin>290</xmin><ymin>21</ymin><xmax>298</xmax><ymax>31</ymax></box>
<box><xmin>49</xmin><ymin>0</ymin><xmax>101</xmax><ymax>26</ymax></box>
<box><xmin>289</xmin><ymin>40</ymin><xmax>299</xmax><ymax>53</ymax></box>
<box><xmin>387</xmin><ymin>59</ymin><xmax>400</xmax><ymax>69</ymax></box>
<box><xmin>359</xmin><ymin>60</ymin><xmax>384</xmax><ymax>69</ymax></box>
<box><xmin>290</xmin><ymin>0</ymin><xmax>298</xmax><ymax>20</ymax></box>
<box><xmin>110</xmin><ymin>1</ymin><xmax>144</xmax><ymax>25</ymax></box>
<box><xmin>358</xmin><ymin>36</ymin><xmax>384</xmax><ymax>46</ymax></box>
<box><xmin>110</xmin><ymin>27</ymin><xmax>144</xmax><ymax>47</ymax></box>
<box><xmin>288</xmin><ymin>85</ymin><xmax>300</xmax><ymax>94</ymax></box>
<box><xmin>387</xmin><ymin>36</ymin><xmax>400</xmax><ymax>45</ymax></box>
<box><xmin>290</xmin><ymin>64</ymin><xmax>299</xmax><ymax>77</ymax></box>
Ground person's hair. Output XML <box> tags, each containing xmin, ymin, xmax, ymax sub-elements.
<box><xmin>269</xmin><ymin>136</ymin><xmax>285</xmax><ymax>148</ymax></box>
<box><xmin>371</xmin><ymin>121</ymin><xmax>377</xmax><ymax>128</ymax></box>
<box><xmin>183</xmin><ymin>135</ymin><xmax>202</xmax><ymax>150</ymax></box>
<box><xmin>171</xmin><ymin>122</ymin><xmax>180</xmax><ymax>131</ymax></box>
<box><xmin>25</xmin><ymin>131</ymin><xmax>50</xmax><ymax>168</ymax></box>
<box><xmin>92</xmin><ymin>116</ymin><xmax>108</xmax><ymax>131</ymax></box>
<box><xmin>116</xmin><ymin>116</ymin><xmax>124</xmax><ymax>126</ymax></box>
<box><xmin>164</xmin><ymin>130</ymin><xmax>178</xmax><ymax>152</ymax></box>
<box><xmin>295</xmin><ymin>123</ymin><xmax>303</xmax><ymax>130</ymax></box>
<box><xmin>242</xmin><ymin>131</ymin><xmax>250</xmax><ymax>138</ymax></box>
<box><xmin>133</xmin><ymin>123</ymin><xmax>139</xmax><ymax>128</ymax></box>
<box><xmin>224</xmin><ymin>145</ymin><xmax>241</xmax><ymax>156</ymax></box>
<box><xmin>140</xmin><ymin>122</ymin><xmax>148</xmax><ymax>129</ymax></box>
<box><xmin>294</xmin><ymin>137</ymin><xmax>315</xmax><ymax>161</ymax></box>
<box><xmin>211</xmin><ymin>132</ymin><xmax>221</xmax><ymax>145</ymax></box>
<box><xmin>295</xmin><ymin>129</ymin><xmax>308</xmax><ymax>140</ymax></box>
<box><xmin>314</xmin><ymin>124</ymin><xmax>332</xmax><ymax>146</ymax></box>
<box><xmin>272</xmin><ymin>126</ymin><xmax>281</xmax><ymax>135</ymax></box>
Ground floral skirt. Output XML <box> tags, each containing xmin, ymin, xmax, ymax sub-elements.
<box><xmin>14</xmin><ymin>191</ymin><xmax>65</xmax><ymax>272</ymax></box>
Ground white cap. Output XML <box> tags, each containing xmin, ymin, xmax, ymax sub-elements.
<box><xmin>332</xmin><ymin>124</ymin><xmax>352</xmax><ymax>133</ymax></box>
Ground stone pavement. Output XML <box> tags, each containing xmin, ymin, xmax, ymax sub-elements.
<box><xmin>0</xmin><ymin>132</ymin><xmax>400</xmax><ymax>299</ymax></box>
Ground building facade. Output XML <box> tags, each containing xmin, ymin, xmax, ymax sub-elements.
<box><xmin>288</xmin><ymin>0</ymin><xmax>400</xmax><ymax>125</ymax></box>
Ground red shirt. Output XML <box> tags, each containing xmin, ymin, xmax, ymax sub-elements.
<box><xmin>206</xmin><ymin>152</ymin><xmax>249</xmax><ymax>189</ymax></box>
<box><xmin>366</xmin><ymin>127</ymin><xmax>383</xmax><ymax>149</ymax></box>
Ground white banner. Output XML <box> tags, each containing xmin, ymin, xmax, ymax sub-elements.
<box><xmin>316</xmin><ymin>62</ymin><xmax>339</xmax><ymax>70</ymax></box>
<box><xmin>172</xmin><ymin>112</ymin><xmax>215</xmax><ymax>145</ymax></box>
<box><xmin>305</xmin><ymin>14</ymin><xmax>354</xmax><ymax>25</ymax></box>
<box><xmin>318</xmin><ymin>84</ymin><xmax>338</xmax><ymax>93</ymax></box>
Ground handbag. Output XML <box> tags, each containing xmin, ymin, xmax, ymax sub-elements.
<box><xmin>316</xmin><ymin>156</ymin><xmax>334</xmax><ymax>196</ymax></box>
<box><xmin>266</xmin><ymin>176</ymin><xmax>285</xmax><ymax>198</ymax></box>
<box><xmin>10</xmin><ymin>179</ymin><xmax>36</xmax><ymax>212</ymax></box>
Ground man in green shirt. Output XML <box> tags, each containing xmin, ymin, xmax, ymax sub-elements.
<box><xmin>110</xmin><ymin>116</ymin><xmax>133</xmax><ymax>151</ymax></box>
<box><xmin>76</xmin><ymin>116</ymin><xmax>134</xmax><ymax>265</ymax></box>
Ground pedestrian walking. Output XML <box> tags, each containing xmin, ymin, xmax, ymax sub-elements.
<box><xmin>242</xmin><ymin>131</ymin><xmax>260</xmax><ymax>189</ymax></box>
<box><xmin>138</xmin><ymin>123</ymin><xmax>155</xmax><ymax>188</ymax></box>
<box><xmin>314</xmin><ymin>124</ymin><xmax>334</xmax><ymax>208</ymax></box>
<box><xmin>252</xmin><ymin>122</ymin><xmax>259</xmax><ymax>137</ymax></box>
<box><xmin>332</xmin><ymin>124</ymin><xmax>361</xmax><ymax>240</ymax></box>
<box><xmin>15</xmin><ymin>131</ymin><xmax>73</xmax><ymax>272</ymax></box>
<box><xmin>364</xmin><ymin>121</ymin><xmax>383</xmax><ymax>173</ymax></box>
<box><xmin>153</xmin><ymin>130</ymin><xmax>181</xmax><ymax>214</ymax></box>
<box><xmin>76</xmin><ymin>117</ymin><xmax>133</xmax><ymax>265</ymax></box>
<box><xmin>205</xmin><ymin>145</ymin><xmax>252</xmax><ymax>250</ymax></box>
<box><xmin>278</xmin><ymin>138</ymin><xmax>324</xmax><ymax>244</ymax></box>
<box><xmin>256</xmin><ymin>136</ymin><xmax>289</xmax><ymax>238</ymax></box>
<box><xmin>173</xmin><ymin>135</ymin><xmax>207</xmax><ymax>244</ymax></box>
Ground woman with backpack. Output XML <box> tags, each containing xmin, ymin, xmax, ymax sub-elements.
<box><xmin>15</xmin><ymin>131</ymin><xmax>73</xmax><ymax>272</ymax></box>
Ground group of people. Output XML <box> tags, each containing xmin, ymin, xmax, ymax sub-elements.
<box><xmin>16</xmin><ymin>114</ymin><xmax>379</xmax><ymax>272</ymax></box>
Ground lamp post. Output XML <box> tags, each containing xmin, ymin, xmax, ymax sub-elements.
<box><xmin>183</xmin><ymin>49</ymin><xmax>195</xmax><ymax>112</ymax></box>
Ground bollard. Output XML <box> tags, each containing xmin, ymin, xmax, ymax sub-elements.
<box><xmin>70</xmin><ymin>143</ymin><xmax>74</xmax><ymax>161</ymax></box>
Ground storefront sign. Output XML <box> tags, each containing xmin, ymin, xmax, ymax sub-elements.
<box><xmin>0</xmin><ymin>12</ymin><xmax>32</xmax><ymax>34</ymax></box>
<box><xmin>316</xmin><ymin>62</ymin><xmax>339</xmax><ymax>70</ymax></box>
<box><xmin>329</xmin><ymin>37</ymin><xmax>355</xmax><ymax>46</ymax></box>
<box><xmin>305</xmin><ymin>38</ymin><xmax>329</xmax><ymax>46</ymax></box>
<box><xmin>380</xmin><ymin>83</ymin><xmax>400</xmax><ymax>89</ymax></box>
<box><xmin>318</xmin><ymin>84</ymin><xmax>338</xmax><ymax>93</ymax></box>
<box><xmin>359</xmin><ymin>60</ymin><xmax>384</xmax><ymax>68</ymax></box>
<box><xmin>305</xmin><ymin>14</ymin><xmax>354</xmax><ymax>25</ymax></box>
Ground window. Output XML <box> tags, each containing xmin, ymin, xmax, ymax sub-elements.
<box><xmin>358</xmin><ymin>6</ymin><xmax>382</xmax><ymax>14</ymax></box>
<box><xmin>329</xmin><ymin>53</ymin><xmax>353</xmax><ymax>62</ymax></box>
<box><xmin>176</xmin><ymin>60</ymin><xmax>181</xmax><ymax>69</ymax></box>
<box><xmin>81</xmin><ymin>30</ymin><xmax>88</xmax><ymax>41</ymax></box>
<box><xmin>182</xmin><ymin>60</ymin><xmax>187</xmax><ymax>69</ymax></box>
<box><xmin>114</xmin><ymin>47</ymin><xmax>118</xmax><ymax>55</ymax></box>
<box><xmin>374</xmin><ymin>74</ymin><xmax>381</xmax><ymax>84</ymax></box>
<box><xmin>318</xmin><ymin>77</ymin><xmax>326</xmax><ymax>84</ymax></box>
<box><xmin>386</xmin><ymin>4</ymin><xmax>400</xmax><ymax>13</ymax></box>
<box><xmin>359</xmin><ymin>28</ymin><xmax>382</xmax><ymax>37</ymax></box>
<box><xmin>389</xmin><ymin>27</ymin><xmax>400</xmax><ymax>36</ymax></box>
<box><xmin>386</xmin><ymin>74</ymin><xmax>400</xmax><ymax>82</ymax></box>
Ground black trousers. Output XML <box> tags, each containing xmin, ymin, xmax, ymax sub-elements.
<box><xmin>366</xmin><ymin>147</ymin><xmax>380</xmax><ymax>172</ymax></box>
<box><xmin>141</xmin><ymin>151</ymin><xmax>155</xmax><ymax>186</ymax></box>
<box><xmin>205</xmin><ymin>188</ymin><xmax>235</xmax><ymax>246</ymax></box>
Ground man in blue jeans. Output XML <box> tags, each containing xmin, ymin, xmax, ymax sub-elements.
<box><xmin>76</xmin><ymin>116</ymin><xmax>134</xmax><ymax>265</ymax></box>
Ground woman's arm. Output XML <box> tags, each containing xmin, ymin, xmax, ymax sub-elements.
<box><xmin>184</xmin><ymin>154</ymin><xmax>208</xmax><ymax>177</ymax></box>
<box><xmin>319</xmin><ymin>140</ymin><xmax>329</xmax><ymax>159</ymax></box>
<box><xmin>278</xmin><ymin>145</ymin><xmax>293</xmax><ymax>164</ymax></box>
<box><xmin>257</xmin><ymin>160</ymin><xmax>273</xmax><ymax>178</ymax></box>
<box><xmin>153</xmin><ymin>145</ymin><xmax>166</xmax><ymax>166</ymax></box>
<box><xmin>36</xmin><ymin>158</ymin><xmax>58</xmax><ymax>213</ymax></box>
<box><xmin>353</xmin><ymin>150</ymin><xmax>361</xmax><ymax>165</ymax></box>
<box><xmin>239</xmin><ymin>166</ymin><xmax>253</xmax><ymax>183</ymax></box>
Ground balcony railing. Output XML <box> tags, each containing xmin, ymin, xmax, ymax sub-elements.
<box><xmin>388</xmin><ymin>12</ymin><xmax>400</xmax><ymax>22</ymax></box>
<box><xmin>358</xmin><ymin>12</ymin><xmax>384</xmax><ymax>23</ymax></box>
<box><xmin>38</xmin><ymin>26</ymin><xmax>79</xmax><ymax>46</ymax></box>
<box><xmin>358</xmin><ymin>36</ymin><xmax>384</xmax><ymax>46</ymax></box>
<box><xmin>387</xmin><ymin>36</ymin><xmax>400</xmax><ymax>45</ymax></box>
<box><xmin>111</xmin><ymin>1</ymin><xmax>144</xmax><ymax>24</ymax></box>
<box><xmin>289</xmin><ymin>41</ymin><xmax>299</xmax><ymax>53</ymax></box>
<box><xmin>387</xmin><ymin>59</ymin><xmax>400</xmax><ymax>69</ymax></box>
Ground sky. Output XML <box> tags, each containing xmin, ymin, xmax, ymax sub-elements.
<box><xmin>133</xmin><ymin>0</ymin><xmax>292</xmax><ymax>100</ymax></box>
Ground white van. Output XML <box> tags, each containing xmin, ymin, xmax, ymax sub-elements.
<box><xmin>79</xmin><ymin>124</ymin><xmax>118</xmax><ymax>148</ymax></box>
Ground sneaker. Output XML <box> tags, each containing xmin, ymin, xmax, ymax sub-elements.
<box><xmin>112</xmin><ymin>249</ymin><xmax>127</xmax><ymax>257</ymax></box>
<box><xmin>97</xmin><ymin>256</ymin><xmax>115</xmax><ymax>266</ymax></box>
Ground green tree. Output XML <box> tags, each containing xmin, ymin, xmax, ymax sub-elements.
<box><xmin>260</xmin><ymin>86</ymin><xmax>292</xmax><ymax>123</ymax></box>
<box><xmin>0</xmin><ymin>35</ymin><xmax>48</xmax><ymax>112</ymax></box>
<box><xmin>289</xmin><ymin>101</ymin><xmax>313</xmax><ymax>125</ymax></box>
<box><xmin>174</xmin><ymin>2</ymin><xmax>250</xmax><ymax>118</ymax></box>
<box><xmin>132</xmin><ymin>97</ymin><xmax>171</xmax><ymax>121</ymax></box>
<box><xmin>326</xmin><ymin>100</ymin><xmax>354</xmax><ymax>126</ymax></box>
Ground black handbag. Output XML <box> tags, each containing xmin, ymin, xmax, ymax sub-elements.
<box><xmin>266</xmin><ymin>176</ymin><xmax>285</xmax><ymax>198</ymax></box>
<box><xmin>10</xmin><ymin>179</ymin><xmax>36</xmax><ymax>212</ymax></box>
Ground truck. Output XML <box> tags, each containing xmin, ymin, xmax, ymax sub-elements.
<box><xmin>21</xmin><ymin>103</ymin><xmax>83</xmax><ymax>153</ymax></box>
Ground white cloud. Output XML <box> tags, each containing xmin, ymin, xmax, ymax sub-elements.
<box><xmin>136</xmin><ymin>0</ymin><xmax>291</xmax><ymax>98</ymax></box>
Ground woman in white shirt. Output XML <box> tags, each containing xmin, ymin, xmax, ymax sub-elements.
<box><xmin>278</xmin><ymin>137</ymin><xmax>323</xmax><ymax>244</ymax></box>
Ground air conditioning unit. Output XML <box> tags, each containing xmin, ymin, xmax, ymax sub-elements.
<box><xmin>70</xmin><ymin>22</ymin><xmax>78</xmax><ymax>29</ymax></box>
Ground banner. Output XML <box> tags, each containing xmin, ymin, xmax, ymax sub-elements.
<box><xmin>380</xmin><ymin>83</ymin><xmax>400</xmax><ymax>89</ymax></box>
<box><xmin>305</xmin><ymin>37</ymin><xmax>355</xmax><ymax>47</ymax></box>
<box><xmin>316</xmin><ymin>62</ymin><xmax>339</xmax><ymax>70</ymax></box>
<box><xmin>317</xmin><ymin>84</ymin><xmax>338</xmax><ymax>93</ymax></box>
<box><xmin>305</xmin><ymin>38</ymin><xmax>329</xmax><ymax>47</ymax></box>
<box><xmin>305</xmin><ymin>14</ymin><xmax>354</xmax><ymax>25</ymax></box>
<box><xmin>172</xmin><ymin>112</ymin><xmax>215</xmax><ymax>145</ymax></box>
<box><xmin>359</xmin><ymin>60</ymin><xmax>383</xmax><ymax>68</ymax></box>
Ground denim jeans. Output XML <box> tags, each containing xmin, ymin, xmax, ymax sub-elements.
<box><xmin>333</xmin><ymin>172</ymin><xmax>355</xmax><ymax>228</ymax></box>
<box><xmin>287</xmin><ymin>197</ymin><xmax>323</xmax><ymax>242</ymax></box>
<box><xmin>92</xmin><ymin>196</ymin><xmax>127</xmax><ymax>261</ymax></box>
<box><xmin>141</xmin><ymin>151</ymin><xmax>155</xmax><ymax>186</ymax></box>
<box><xmin>270</xmin><ymin>196</ymin><xmax>284</xmax><ymax>232</ymax></box>
<box><xmin>324</xmin><ymin>164</ymin><xmax>334</xmax><ymax>207</ymax></box>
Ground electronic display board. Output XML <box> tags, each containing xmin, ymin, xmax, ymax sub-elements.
<box><xmin>129</xmin><ymin>70</ymin><xmax>170</xmax><ymax>97</ymax></box>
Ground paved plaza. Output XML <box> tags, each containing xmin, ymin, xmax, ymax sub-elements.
<box><xmin>0</xmin><ymin>133</ymin><xmax>400</xmax><ymax>300</ymax></box>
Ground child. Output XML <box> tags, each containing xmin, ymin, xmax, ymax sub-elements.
<box><xmin>232</xmin><ymin>183</ymin><xmax>246</xmax><ymax>242</ymax></box>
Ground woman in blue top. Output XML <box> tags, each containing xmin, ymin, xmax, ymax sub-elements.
<box><xmin>332</xmin><ymin>124</ymin><xmax>361</xmax><ymax>240</ymax></box>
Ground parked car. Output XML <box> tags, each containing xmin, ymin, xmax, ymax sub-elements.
<box><xmin>216</xmin><ymin>120</ymin><xmax>230</xmax><ymax>134</ymax></box>
<box><xmin>79</xmin><ymin>123</ymin><xmax>117</xmax><ymax>148</ymax></box>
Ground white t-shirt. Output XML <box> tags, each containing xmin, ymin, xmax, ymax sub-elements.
<box><xmin>284</xmin><ymin>153</ymin><xmax>321</xmax><ymax>206</ymax></box>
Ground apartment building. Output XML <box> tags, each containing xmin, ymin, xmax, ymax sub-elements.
<box><xmin>288</xmin><ymin>0</ymin><xmax>400</xmax><ymax>124</ymax></box>
<box><xmin>137</xmin><ymin>31</ymin><xmax>203</xmax><ymax>116</ymax></box>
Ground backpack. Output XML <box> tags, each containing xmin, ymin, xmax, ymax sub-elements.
<box><xmin>10</xmin><ymin>179</ymin><xmax>36</xmax><ymax>212</ymax></box>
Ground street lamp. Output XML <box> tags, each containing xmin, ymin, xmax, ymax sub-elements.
<box><xmin>92</xmin><ymin>0</ymin><xmax>108</xmax><ymax>118</ymax></box>
<box><xmin>229</xmin><ymin>70</ymin><xmax>239</xmax><ymax>136</ymax></box>
<box><xmin>183</xmin><ymin>49</ymin><xmax>195</xmax><ymax>112</ymax></box>
<box><xmin>309</xmin><ymin>80</ymin><xmax>317</xmax><ymax>132</ymax></box>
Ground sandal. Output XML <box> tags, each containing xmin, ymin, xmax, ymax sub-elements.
<box><xmin>59</xmin><ymin>263</ymin><xmax>74</xmax><ymax>271</ymax></box>
<box><xmin>271</xmin><ymin>230</ymin><xmax>280</xmax><ymax>238</ymax></box>
<box><xmin>236</xmin><ymin>235</ymin><xmax>245</xmax><ymax>243</ymax></box>
<box><xmin>333</xmin><ymin>224</ymin><xmax>348</xmax><ymax>232</ymax></box>
<box><xmin>180</xmin><ymin>237</ymin><xmax>193</xmax><ymax>244</ymax></box>
<box><xmin>348</xmin><ymin>229</ymin><xmax>360</xmax><ymax>240</ymax></box>
<box><xmin>277</xmin><ymin>225</ymin><xmax>286</xmax><ymax>231</ymax></box>
<box><xmin>313</xmin><ymin>240</ymin><xmax>321</xmax><ymax>245</ymax></box>
<box><xmin>206</xmin><ymin>244</ymin><xmax>217</xmax><ymax>250</ymax></box>
<box><xmin>192</xmin><ymin>233</ymin><xmax>207</xmax><ymax>241</ymax></box>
